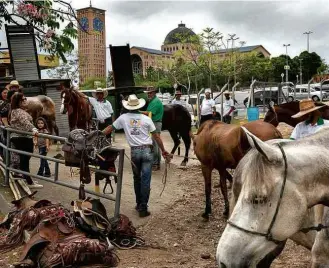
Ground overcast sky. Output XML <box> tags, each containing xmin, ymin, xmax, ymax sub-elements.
<box><xmin>70</xmin><ymin>0</ymin><xmax>329</xmax><ymax>64</ymax></box>
<box><xmin>0</xmin><ymin>0</ymin><xmax>328</xmax><ymax>75</ymax></box>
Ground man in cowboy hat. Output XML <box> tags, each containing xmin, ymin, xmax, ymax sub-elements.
<box><xmin>222</xmin><ymin>90</ymin><xmax>235</xmax><ymax>124</ymax></box>
<box><xmin>5</xmin><ymin>80</ymin><xmax>23</xmax><ymax>92</ymax></box>
<box><xmin>290</xmin><ymin>99</ymin><xmax>329</xmax><ymax>140</ymax></box>
<box><xmin>200</xmin><ymin>88</ymin><xmax>216</xmax><ymax>126</ymax></box>
<box><xmin>141</xmin><ymin>86</ymin><xmax>164</xmax><ymax>171</ymax></box>
<box><xmin>171</xmin><ymin>90</ymin><xmax>186</xmax><ymax>107</ymax></box>
<box><xmin>103</xmin><ymin>94</ymin><xmax>170</xmax><ymax>217</ymax></box>
<box><xmin>88</xmin><ymin>88</ymin><xmax>114</xmax><ymax>138</ymax></box>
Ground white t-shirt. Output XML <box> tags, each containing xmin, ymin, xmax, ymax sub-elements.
<box><xmin>88</xmin><ymin>97</ymin><xmax>113</xmax><ymax>123</ymax></box>
<box><xmin>223</xmin><ymin>98</ymin><xmax>235</xmax><ymax>116</ymax></box>
<box><xmin>113</xmin><ymin>113</ymin><xmax>156</xmax><ymax>147</ymax></box>
<box><xmin>201</xmin><ymin>98</ymin><xmax>215</xmax><ymax>116</ymax></box>
<box><xmin>290</xmin><ymin>118</ymin><xmax>329</xmax><ymax>140</ymax></box>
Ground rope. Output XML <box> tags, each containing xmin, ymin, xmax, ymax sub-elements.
<box><xmin>160</xmin><ymin>155</ymin><xmax>172</xmax><ymax>196</ymax></box>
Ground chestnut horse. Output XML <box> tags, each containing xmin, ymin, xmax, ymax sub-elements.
<box><xmin>193</xmin><ymin>120</ymin><xmax>282</xmax><ymax>219</ymax></box>
<box><xmin>26</xmin><ymin>96</ymin><xmax>58</xmax><ymax>135</ymax></box>
<box><xmin>60</xmin><ymin>88</ymin><xmax>92</xmax><ymax>130</ymax></box>
<box><xmin>264</xmin><ymin>101</ymin><xmax>329</xmax><ymax>127</ymax></box>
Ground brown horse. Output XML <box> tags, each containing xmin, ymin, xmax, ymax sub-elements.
<box><xmin>193</xmin><ymin>120</ymin><xmax>282</xmax><ymax>219</ymax></box>
<box><xmin>26</xmin><ymin>96</ymin><xmax>58</xmax><ymax>135</ymax></box>
<box><xmin>264</xmin><ymin>101</ymin><xmax>329</xmax><ymax>127</ymax></box>
<box><xmin>60</xmin><ymin>88</ymin><xmax>92</xmax><ymax>130</ymax></box>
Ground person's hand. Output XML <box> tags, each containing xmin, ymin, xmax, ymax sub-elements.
<box><xmin>33</xmin><ymin>130</ymin><xmax>39</xmax><ymax>136</ymax></box>
<box><xmin>46</xmin><ymin>146</ymin><xmax>50</xmax><ymax>152</ymax></box>
<box><xmin>162</xmin><ymin>151</ymin><xmax>172</xmax><ymax>163</ymax></box>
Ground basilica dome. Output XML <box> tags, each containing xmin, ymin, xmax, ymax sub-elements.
<box><xmin>164</xmin><ymin>22</ymin><xmax>196</xmax><ymax>45</ymax></box>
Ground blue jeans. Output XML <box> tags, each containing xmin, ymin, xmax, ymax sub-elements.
<box><xmin>38</xmin><ymin>146</ymin><xmax>50</xmax><ymax>175</ymax></box>
<box><xmin>152</xmin><ymin>122</ymin><xmax>162</xmax><ymax>166</ymax></box>
<box><xmin>131</xmin><ymin>146</ymin><xmax>153</xmax><ymax>211</ymax></box>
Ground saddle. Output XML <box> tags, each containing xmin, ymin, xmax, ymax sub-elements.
<box><xmin>62</xmin><ymin>129</ymin><xmax>117</xmax><ymax>184</ymax></box>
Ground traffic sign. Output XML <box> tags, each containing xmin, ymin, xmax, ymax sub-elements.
<box><xmin>284</xmin><ymin>65</ymin><xmax>290</xmax><ymax>70</ymax></box>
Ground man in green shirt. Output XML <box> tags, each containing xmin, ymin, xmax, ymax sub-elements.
<box><xmin>143</xmin><ymin>87</ymin><xmax>164</xmax><ymax>171</ymax></box>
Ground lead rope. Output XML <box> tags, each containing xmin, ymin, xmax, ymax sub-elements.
<box><xmin>160</xmin><ymin>154</ymin><xmax>172</xmax><ymax>197</ymax></box>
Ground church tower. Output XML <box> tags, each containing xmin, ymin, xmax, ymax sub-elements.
<box><xmin>77</xmin><ymin>3</ymin><xmax>106</xmax><ymax>84</ymax></box>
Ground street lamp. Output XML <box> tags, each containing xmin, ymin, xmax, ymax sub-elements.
<box><xmin>299</xmin><ymin>59</ymin><xmax>303</xmax><ymax>85</ymax></box>
<box><xmin>281</xmin><ymin>73</ymin><xmax>284</xmax><ymax>83</ymax></box>
<box><xmin>296</xmin><ymin>75</ymin><xmax>299</xmax><ymax>85</ymax></box>
<box><xmin>303</xmin><ymin>31</ymin><xmax>313</xmax><ymax>52</ymax></box>
<box><xmin>283</xmin><ymin>44</ymin><xmax>291</xmax><ymax>84</ymax></box>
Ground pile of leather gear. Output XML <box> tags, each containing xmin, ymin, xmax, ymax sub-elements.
<box><xmin>0</xmin><ymin>192</ymin><xmax>140</xmax><ymax>267</ymax></box>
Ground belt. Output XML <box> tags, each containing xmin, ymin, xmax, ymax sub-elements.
<box><xmin>131</xmin><ymin>145</ymin><xmax>153</xmax><ymax>150</ymax></box>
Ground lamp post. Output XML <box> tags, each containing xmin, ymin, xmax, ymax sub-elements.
<box><xmin>299</xmin><ymin>59</ymin><xmax>303</xmax><ymax>85</ymax></box>
<box><xmin>303</xmin><ymin>31</ymin><xmax>313</xmax><ymax>52</ymax></box>
<box><xmin>296</xmin><ymin>75</ymin><xmax>299</xmax><ymax>85</ymax></box>
<box><xmin>281</xmin><ymin>73</ymin><xmax>284</xmax><ymax>83</ymax></box>
<box><xmin>283</xmin><ymin>44</ymin><xmax>291</xmax><ymax>84</ymax></box>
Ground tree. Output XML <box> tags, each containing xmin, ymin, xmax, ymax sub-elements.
<box><xmin>46</xmin><ymin>50</ymin><xmax>80</xmax><ymax>83</ymax></box>
<box><xmin>80</xmin><ymin>77</ymin><xmax>107</xmax><ymax>90</ymax></box>
<box><xmin>0</xmin><ymin>0</ymin><xmax>79</xmax><ymax>62</ymax></box>
<box><xmin>298</xmin><ymin>51</ymin><xmax>323</xmax><ymax>81</ymax></box>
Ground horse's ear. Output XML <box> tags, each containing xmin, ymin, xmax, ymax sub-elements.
<box><xmin>241</xmin><ymin>126</ymin><xmax>281</xmax><ymax>162</ymax></box>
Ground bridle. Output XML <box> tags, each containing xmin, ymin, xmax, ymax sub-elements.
<box><xmin>227</xmin><ymin>143</ymin><xmax>329</xmax><ymax>245</ymax></box>
<box><xmin>62</xmin><ymin>89</ymin><xmax>74</xmax><ymax>106</ymax></box>
<box><xmin>265</xmin><ymin>105</ymin><xmax>279</xmax><ymax>126</ymax></box>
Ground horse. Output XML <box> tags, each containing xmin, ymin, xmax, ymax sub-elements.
<box><xmin>216</xmin><ymin>127</ymin><xmax>329</xmax><ymax>267</ymax></box>
<box><xmin>193</xmin><ymin>120</ymin><xmax>282</xmax><ymax>219</ymax></box>
<box><xmin>264</xmin><ymin>101</ymin><xmax>329</xmax><ymax>127</ymax></box>
<box><xmin>26</xmin><ymin>96</ymin><xmax>58</xmax><ymax>136</ymax></box>
<box><xmin>60</xmin><ymin>87</ymin><xmax>92</xmax><ymax>130</ymax></box>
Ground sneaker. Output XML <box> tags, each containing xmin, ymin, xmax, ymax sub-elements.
<box><xmin>139</xmin><ymin>210</ymin><xmax>151</xmax><ymax>218</ymax></box>
<box><xmin>135</xmin><ymin>204</ymin><xmax>141</xmax><ymax>212</ymax></box>
<box><xmin>29</xmin><ymin>183</ymin><xmax>43</xmax><ymax>189</ymax></box>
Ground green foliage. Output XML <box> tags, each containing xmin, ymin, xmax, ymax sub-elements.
<box><xmin>81</xmin><ymin>77</ymin><xmax>107</xmax><ymax>90</ymax></box>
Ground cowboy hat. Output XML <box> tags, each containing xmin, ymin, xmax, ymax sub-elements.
<box><xmin>205</xmin><ymin>88</ymin><xmax>211</xmax><ymax>94</ymax></box>
<box><xmin>122</xmin><ymin>94</ymin><xmax>146</xmax><ymax>111</ymax></box>
<box><xmin>291</xmin><ymin>99</ymin><xmax>323</xmax><ymax>118</ymax></box>
<box><xmin>5</xmin><ymin>80</ymin><xmax>22</xmax><ymax>90</ymax></box>
<box><xmin>223</xmin><ymin>90</ymin><xmax>231</xmax><ymax>95</ymax></box>
<box><xmin>92</xmin><ymin>88</ymin><xmax>108</xmax><ymax>98</ymax></box>
<box><xmin>144</xmin><ymin>86</ymin><xmax>157</xmax><ymax>93</ymax></box>
<box><xmin>174</xmin><ymin>90</ymin><xmax>182</xmax><ymax>96</ymax></box>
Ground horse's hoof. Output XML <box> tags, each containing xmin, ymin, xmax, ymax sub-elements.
<box><xmin>180</xmin><ymin>161</ymin><xmax>187</xmax><ymax>167</ymax></box>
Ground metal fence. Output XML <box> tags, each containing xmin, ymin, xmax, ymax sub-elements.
<box><xmin>0</xmin><ymin>126</ymin><xmax>125</xmax><ymax>218</ymax></box>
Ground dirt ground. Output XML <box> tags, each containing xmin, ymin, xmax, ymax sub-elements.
<box><xmin>0</xmin><ymin>122</ymin><xmax>312</xmax><ymax>267</ymax></box>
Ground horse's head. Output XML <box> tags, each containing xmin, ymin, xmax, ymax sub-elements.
<box><xmin>217</xmin><ymin>128</ymin><xmax>310</xmax><ymax>267</ymax></box>
<box><xmin>264</xmin><ymin>102</ymin><xmax>279</xmax><ymax>127</ymax></box>
<box><xmin>60</xmin><ymin>87</ymin><xmax>73</xmax><ymax>114</ymax></box>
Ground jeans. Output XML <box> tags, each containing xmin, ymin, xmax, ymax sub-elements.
<box><xmin>131</xmin><ymin>146</ymin><xmax>153</xmax><ymax>211</ymax></box>
<box><xmin>152</xmin><ymin>121</ymin><xmax>162</xmax><ymax>166</ymax></box>
<box><xmin>10</xmin><ymin>137</ymin><xmax>33</xmax><ymax>185</ymax></box>
<box><xmin>223</xmin><ymin>115</ymin><xmax>232</xmax><ymax>124</ymax></box>
<box><xmin>38</xmin><ymin>146</ymin><xmax>50</xmax><ymax>175</ymax></box>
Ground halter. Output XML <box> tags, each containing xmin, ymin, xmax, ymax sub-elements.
<box><xmin>227</xmin><ymin>143</ymin><xmax>288</xmax><ymax>245</ymax></box>
<box><xmin>63</xmin><ymin>89</ymin><xmax>74</xmax><ymax>106</ymax></box>
<box><xmin>228</xmin><ymin>143</ymin><xmax>329</xmax><ymax>244</ymax></box>
<box><xmin>265</xmin><ymin>106</ymin><xmax>279</xmax><ymax>125</ymax></box>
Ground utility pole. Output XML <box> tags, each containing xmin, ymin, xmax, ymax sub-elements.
<box><xmin>303</xmin><ymin>31</ymin><xmax>313</xmax><ymax>52</ymax></box>
<box><xmin>283</xmin><ymin>44</ymin><xmax>291</xmax><ymax>84</ymax></box>
<box><xmin>299</xmin><ymin>58</ymin><xmax>303</xmax><ymax>85</ymax></box>
<box><xmin>228</xmin><ymin>34</ymin><xmax>239</xmax><ymax>90</ymax></box>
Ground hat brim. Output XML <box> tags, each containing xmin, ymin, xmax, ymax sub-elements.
<box><xmin>224</xmin><ymin>92</ymin><xmax>231</xmax><ymax>95</ymax></box>
<box><xmin>291</xmin><ymin>105</ymin><xmax>323</xmax><ymax>118</ymax></box>
<box><xmin>144</xmin><ymin>89</ymin><xmax>157</xmax><ymax>93</ymax></box>
<box><xmin>92</xmin><ymin>90</ymin><xmax>108</xmax><ymax>99</ymax></box>
<box><xmin>122</xmin><ymin>98</ymin><xmax>146</xmax><ymax>110</ymax></box>
<box><xmin>6</xmin><ymin>84</ymin><xmax>23</xmax><ymax>90</ymax></box>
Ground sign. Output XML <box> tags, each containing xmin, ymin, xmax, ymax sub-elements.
<box><xmin>284</xmin><ymin>65</ymin><xmax>290</xmax><ymax>70</ymax></box>
<box><xmin>94</xmin><ymin>81</ymin><xmax>101</xmax><ymax>88</ymax></box>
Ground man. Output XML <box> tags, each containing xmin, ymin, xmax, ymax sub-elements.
<box><xmin>103</xmin><ymin>94</ymin><xmax>170</xmax><ymax>217</ymax></box>
<box><xmin>5</xmin><ymin>80</ymin><xmax>23</xmax><ymax>92</ymax></box>
<box><xmin>200</xmin><ymin>88</ymin><xmax>216</xmax><ymax>126</ymax></box>
<box><xmin>222</xmin><ymin>91</ymin><xmax>235</xmax><ymax>124</ymax></box>
<box><xmin>142</xmin><ymin>86</ymin><xmax>164</xmax><ymax>171</ymax></box>
<box><xmin>171</xmin><ymin>90</ymin><xmax>185</xmax><ymax>106</ymax></box>
<box><xmin>290</xmin><ymin>99</ymin><xmax>329</xmax><ymax>140</ymax></box>
<box><xmin>88</xmin><ymin>88</ymin><xmax>114</xmax><ymax>137</ymax></box>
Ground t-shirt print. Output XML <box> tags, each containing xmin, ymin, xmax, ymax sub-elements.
<box><xmin>130</xmin><ymin>118</ymin><xmax>141</xmax><ymax>136</ymax></box>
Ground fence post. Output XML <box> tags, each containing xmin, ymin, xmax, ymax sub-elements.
<box><xmin>5</xmin><ymin>129</ymin><xmax>10</xmax><ymax>186</ymax></box>
<box><xmin>114</xmin><ymin>149</ymin><xmax>124</xmax><ymax>218</ymax></box>
<box><xmin>54</xmin><ymin>162</ymin><xmax>59</xmax><ymax>182</ymax></box>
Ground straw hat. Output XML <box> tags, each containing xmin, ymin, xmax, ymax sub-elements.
<box><xmin>122</xmin><ymin>94</ymin><xmax>146</xmax><ymax>110</ymax></box>
<box><xmin>291</xmin><ymin>99</ymin><xmax>323</xmax><ymax>118</ymax></box>
<box><xmin>144</xmin><ymin>86</ymin><xmax>157</xmax><ymax>93</ymax></box>
<box><xmin>174</xmin><ymin>90</ymin><xmax>182</xmax><ymax>96</ymax></box>
<box><xmin>92</xmin><ymin>88</ymin><xmax>108</xmax><ymax>98</ymax></box>
<box><xmin>223</xmin><ymin>90</ymin><xmax>231</xmax><ymax>95</ymax></box>
<box><xmin>6</xmin><ymin>80</ymin><xmax>22</xmax><ymax>90</ymax></box>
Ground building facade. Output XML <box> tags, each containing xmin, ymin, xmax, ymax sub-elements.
<box><xmin>77</xmin><ymin>4</ymin><xmax>106</xmax><ymax>84</ymax></box>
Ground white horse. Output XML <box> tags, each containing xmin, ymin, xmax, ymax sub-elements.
<box><xmin>217</xmin><ymin>127</ymin><xmax>329</xmax><ymax>267</ymax></box>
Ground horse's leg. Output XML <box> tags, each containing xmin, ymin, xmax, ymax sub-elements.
<box><xmin>168</xmin><ymin>130</ymin><xmax>180</xmax><ymax>155</ymax></box>
<box><xmin>180</xmin><ymin>131</ymin><xmax>191</xmax><ymax>166</ymax></box>
<box><xmin>219</xmin><ymin>169</ymin><xmax>229</xmax><ymax>217</ymax></box>
<box><xmin>214</xmin><ymin>169</ymin><xmax>233</xmax><ymax>189</ymax></box>
<box><xmin>201</xmin><ymin>164</ymin><xmax>212</xmax><ymax>220</ymax></box>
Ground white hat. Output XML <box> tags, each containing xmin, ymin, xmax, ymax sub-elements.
<box><xmin>223</xmin><ymin>90</ymin><xmax>231</xmax><ymax>95</ymax></box>
<box><xmin>6</xmin><ymin>80</ymin><xmax>22</xmax><ymax>90</ymax></box>
<box><xmin>122</xmin><ymin>94</ymin><xmax>146</xmax><ymax>110</ymax></box>
<box><xmin>92</xmin><ymin>88</ymin><xmax>108</xmax><ymax>98</ymax></box>
<box><xmin>205</xmin><ymin>88</ymin><xmax>211</xmax><ymax>94</ymax></box>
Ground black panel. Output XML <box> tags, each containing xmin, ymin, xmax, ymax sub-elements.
<box><xmin>110</xmin><ymin>44</ymin><xmax>135</xmax><ymax>87</ymax></box>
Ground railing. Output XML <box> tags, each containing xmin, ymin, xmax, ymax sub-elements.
<box><xmin>0</xmin><ymin>126</ymin><xmax>124</xmax><ymax>218</ymax></box>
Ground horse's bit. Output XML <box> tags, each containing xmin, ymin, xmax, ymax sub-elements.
<box><xmin>227</xmin><ymin>143</ymin><xmax>329</xmax><ymax>244</ymax></box>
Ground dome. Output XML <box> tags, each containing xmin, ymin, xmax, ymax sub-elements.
<box><xmin>164</xmin><ymin>22</ymin><xmax>196</xmax><ymax>45</ymax></box>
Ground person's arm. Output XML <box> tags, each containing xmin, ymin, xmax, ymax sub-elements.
<box><xmin>2</xmin><ymin>117</ymin><xmax>8</xmax><ymax>126</ymax></box>
<box><xmin>211</xmin><ymin>100</ymin><xmax>216</xmax><ymax>115</ymax></box>
<box><xmin>11</xmin><ymin>109</ymin><xmax>38</xmax><ymax>135</ymax></box>
<box><xmin>103</xmin><ymin>115</ymin><xmax>122</xmax><ymax>136</ymax></box>
<box><xmin>151</xmin><ymin>132</ymin><xmax>169</xmax><ymax>157</ymax></box>
<box><xmin>226</xmin><ymin>99</ymin><xmax>235</xmax><ymax>116</ymax></box>
<box><xmin>103</xmin><ymin>125</ymin><xmax>114</xmax><ymax>136</ymax></box>
<box><xmin>290</xmin><ymin>124</ymin><xmax>299</xmax><ymax>140</ymax></box>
